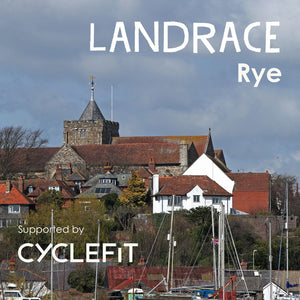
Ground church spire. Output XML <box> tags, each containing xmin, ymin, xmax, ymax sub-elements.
<box><xmin>79</xmin><ymin>77</ymin><xmax>105</xmax><ymax>121</ymax></box>
<box><xmin>90</xmin><ymin>76</ymin><xmax>95</xmax><ymax>101</ymax></box>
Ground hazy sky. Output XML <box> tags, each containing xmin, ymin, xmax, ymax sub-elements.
<box><xmin>1</xmin><ymin>0</ymin><xmax>299</xmax><ymax>178</ymax></box>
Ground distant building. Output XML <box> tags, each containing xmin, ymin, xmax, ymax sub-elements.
<box><xmin>63</xmin><ymin>78</ymin><xmax>119</xmax><ymax>146</ymax></box>
<box><xmin>153</xmin><ymin>153</ymin><xmax>270</xmax><ymax>215</ymax></box>
<box><xmin>152</xmin><ymin>174</ymin><xmax>232</xmax><ymax>214</ymax></box>
<box><xmin>0</xmin><ymin>180</ymin><xmax>34</xmax><ymax>228</ymax></box>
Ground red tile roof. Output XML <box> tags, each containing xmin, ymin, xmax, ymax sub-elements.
<box><xmin>0</xmin><ymin>147</ymin><xmax>60</xmax><ymax>173</ymax></box>
<box><xmin>24</xmin><ymin>179</ymin><xmax>77</xmax><ymax>199</ymax></box>
<box><xmin>112</xmin><ymin>135</ymin><xmax>209</xmax><ymax>157</ymax></box>
<box><xmin>157</xmin><ymin>175</ymin><xmax>231</xmax><ymax>196</ymax></box>
<box><xmin>0</xmin><ymin>179</ymin><xmax>77</xmax><ymax>200</ymax></box>
<box><xmin>0</xmin><ymin>184</ymin><xmax>33</xmax><ymax>205</ymax></box>
<box><xmin>72</xmin><ymin>143</ymin><xmax>180</xmax><ymax>166</ymax></box>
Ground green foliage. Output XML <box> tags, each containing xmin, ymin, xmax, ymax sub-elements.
<box><xmin>119</xmin><ymin>171</ymin><xmax>147</xmax><ymax>207</ymax></box>
<box><xmin>101</xmin><ymin>193</ymin><xmax>120</xmax><ymax>211</ymax></box>
<box><xmin>36</xmin><ymin>190</ymin><xmax>64</xmax><ymax>209</ymax></box>
<box><xmin>0</xmin><ymin>226</ymin><xmax>28</xmax><ymax>261</ymax></box>
<box><xmin>67</xmin><ymin>267</ymin><xmax>97</xmax><ymax>293</ymax></box>
<box><xmin>24</xmin><ymin>197</ymin><xmax>113</xmax><ymax>258</ymax></box>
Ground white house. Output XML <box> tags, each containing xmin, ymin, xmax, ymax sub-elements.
<box><xmin>152</xmin><ymin>174</ymin><xmax>232</xmax><ymax>214</ymax></box>
<box><xmin>183</xmin><ymin>153</ymin><xmax>235</xmax><ymax>194</ymax></box>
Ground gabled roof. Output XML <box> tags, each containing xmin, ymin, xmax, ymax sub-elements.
<box><xmin>0</xmin><ymin>147</ymin><xmax>60</xmax><ymax>173</ymax></box>
<box><xmin>79</xmin><ymin>183</ymin><xmax>122</xmax><ymax>197</ymax></box>
<box><xmin>157</xmin><ymin>175</ymin><xmax>232</xmax><ymax>197</ymax></box>
<box><xmin>0</xmin><ymin>184</ymin><xmax>33</xmax><ymax>205</ymax></box>
<box><xmin>112</xmin><ymin>135</ymin><xmax>210</xmax><ymax>157</ymax></box>
<box><xmin>228</xmin><ymin>172</ymin><xmax>270</xmax><ymax>191</ymax></box>
<box><xmin>2</xmin><ymin>179</ymin><xmax>77</xmax><ymax>199</ymax></box>
<box><xmin>83</xmin><ymin>172</ymin><xmax>131</xmax><ymax>188</ymax></box>
<box><xmin>27</xmin><ymin>179</ymin><xmax>77</xmax><ymax>199</ymax></box>
<box><xmin>65</xmin><ymin>170</ymin><xmax>87</xmax><ymax>181</ymax></box>
<box><xmin>72</xmin><ymin>143</ymin><xmax>180</xmax><ymax>166</ymax></box>
<box><xmin>79</xmin><ymin>99</ymin><xmax>105</xmax><ymax>121</ymax></box>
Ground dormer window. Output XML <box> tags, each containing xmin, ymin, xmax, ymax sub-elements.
<box><xmin>99</xmin><ymin>178</ymin><xmax>117</xmax><ymax>185</ymax></box>
<box><xmin>28</xmin><ymin>185</ymin><xmax>34</xmax><ymax>193</ymax></box>
<box><xmin>48</xmin><ymin>186</ymin><xmax>61</xmax><ymax>192</ymax></box>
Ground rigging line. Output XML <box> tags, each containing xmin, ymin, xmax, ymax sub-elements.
<box><xmin>138</xmin><ymin>213</ymin><xmax>167</xmax><ymax>284</ymax></box>
<box><xmin>185</xmin><ymin>212</ymin><xmax>213</xmax><ymax>268</ymax></box>
<box><xmin>276</xmin><ymin>200</ymin><xmax>286</xmax><ymax>285</ymax></box>
<box><xmin>225</xmin><ymin>215</ymin><xmax>250</xmax><ymax>297</ymax></box>
<box><xmin>224</xmin><ymin>223</ymin><xmax>239</xmax><ymax>271</ymax></box>
<box><xmin>183</xmin><ymin>223</ymin><xmax>212</xmax><ymax>286</ymax></box>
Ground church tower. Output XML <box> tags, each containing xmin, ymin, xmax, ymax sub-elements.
<box><xmin>63</xmin><ymin>78</ymin><xmax>119</xmax><ymax>145</ymax></box>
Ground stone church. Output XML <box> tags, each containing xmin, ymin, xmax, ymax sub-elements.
<box><xmin>63</xmin><ymin>79</ymin><xmax>119</xmax><ymax>146</ymax></box>
<box><xmin>2</xmin><ymin>79</ymin><xmax>228</xmax><ymax>180</ymax></box>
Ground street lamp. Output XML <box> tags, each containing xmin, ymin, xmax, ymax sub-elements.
<box><xmin>253</xmin><ymin>249</ymin><xmax>257</xmax><ymax>270</ymax></box>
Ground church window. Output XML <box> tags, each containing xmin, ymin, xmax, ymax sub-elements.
<box><xmin>80</xmin><ymin>129</ymin><xmax>87</xmax><ymax>138</ymax></box>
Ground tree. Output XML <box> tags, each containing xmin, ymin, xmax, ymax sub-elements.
<box><xmin>271</xmin><ymin>174</ymin><xmax>300</xmax><ymax>215</ymax></box>
<box><xmin>25</xmin><ymin>197</ymin><xmax>113</xmax><ymax>258</ymax></box>
<box><xmin>119</xmin><ymin>171</ymin><xmax>147</xmax><ymax>207</ymax></box>
<box><xmin>36</xmin><ymin>190</ymin><xmax>64</xmax><ymax>209</ymax></box>
<box><xmin>0</xmin><ymin>126</ymin><xmax>48</xmax><ymax>179</ymax></box>
<box><xmin>67</xmin><ymin>267</ymin><xmax>98</xmax><ymax>293</ymax></box>
<box><xmin>101</xmin><ymin>193</ymin><xmax>120</xmax><ymax>211</ymax></box>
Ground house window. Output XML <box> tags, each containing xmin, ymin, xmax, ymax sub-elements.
<box><xmin>8</xmin><ymin>205</ymin><xmax>20</xmax><ymax>214</ymax></box>
<box><xmin>212</xmin><ymin>197</ymin><xmax>222</xmax><ymax>204</ymax></box>
<box><xmin>7</xmin><ymin>219</ymin><xmax>19</xmax><ymax>226</ymax></box>
<box><xmin>80</xmin><ymin>129</ymin><xmax>87</xmax><ymax>138</ymax></box>
<box><xmin>193</xmin><ymin>195</ymin><xmax>200</xmax><ymax>202</ymax></box>
<box><xmin>28</xmin><ymin>185</ymin><xmax>34</xmax><ymax>193</ymax></box>
<box><xmin>0</xmin><ymin>219</ymin><xmax>5</xmax><ymax>228</ymax></box>
<box><xmin>168</xmin><ymin>196</ymin><xmax>182</xmax><ymax>206</ymax></box>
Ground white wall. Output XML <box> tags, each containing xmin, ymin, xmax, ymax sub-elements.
<box><xmin>183</xmin><ymin>154</ymin><xmax>235</xmax><ymax>193</ymax></box>
<box><xmin>153</xmin><ymin>184</ymin><xmax>231</xmax><ymax>214</ymax></box>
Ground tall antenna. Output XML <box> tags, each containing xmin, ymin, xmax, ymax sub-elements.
<box><xmin>111</xmin><ymin>85</ymin><xmax>114</xmax><ymax>121</ymax></box>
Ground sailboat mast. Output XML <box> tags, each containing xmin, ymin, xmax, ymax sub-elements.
<box><xmin>211</xmin><ymin>205</ymin><xmax>217</xmax><ymax>290</ymax></box>
<box><xmin>220</xmin><ymin>204</ymin><xmax>225</xmax><ymax>300</ymax></box>
<box><xmin>166</xmin><ymin>195</ymin><xmax>175</xmax><ymax>292</ymax></box>
<box><xmin>286</xmin><ymin>183</ymin><xmax>289</xmax><ymax>294</ymax></box>
<box><xmin>269</xmin><ymin>221</ymin><xmax>272</xmax><ymax>300</ymax></box>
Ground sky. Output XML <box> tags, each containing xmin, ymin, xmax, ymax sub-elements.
<box><xmin>0</xmin><ymin>0</ymin><xmax>300</xmax><ymax>178</ymax></box>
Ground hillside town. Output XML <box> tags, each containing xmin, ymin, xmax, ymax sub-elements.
<box><xmin>0</xmin><ymin>81</ymin><xmax>299</xmax><ymax>300</ymax></box>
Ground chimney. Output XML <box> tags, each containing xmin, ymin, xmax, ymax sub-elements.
<box><xmin>18</xmin><ymin>175</ymin><xmax>24</xmax><ymax>193</ymax></box>
<box><xmin>56</xmin><ymin>165</ymin><xmax>63</xmax><ymax>181</ymax></box>
<box><xmin>148</xmin><ymin>157</ymin><xmax>156</xmax><ymax>173</ymax></box>
<box><xmin>5</xmin><ymin>179</ymin><xmax>11</xmax><ymax>193</ymax></box>
<box><xmin>179</xmin><ymin>142</ymin><xmax>188</xmax><ymax>170</ymax></box>
<box><xmin>153</xmin><ymin>174</ymin><xmax>159</xmax><ymax>196</ymax></box>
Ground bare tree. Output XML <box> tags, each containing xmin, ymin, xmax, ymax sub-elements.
<box><xmin>271</xmin><ymin>173</ymin><xmax>300</xmax><ymax>216</ymax></box>
<box><xmin>0</xmin><ymin>126</ymin><xmax>48</xmax><ymax>179</ymax></box>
